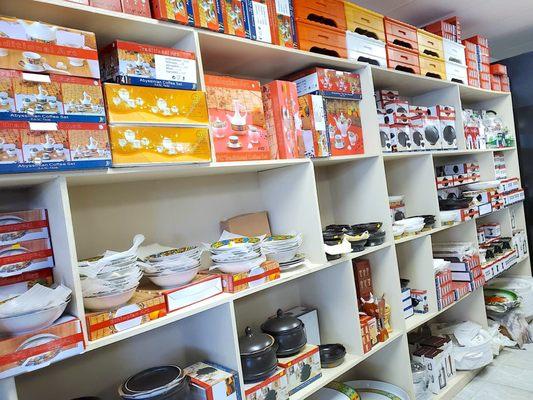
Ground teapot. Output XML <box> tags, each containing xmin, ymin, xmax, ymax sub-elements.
<box><xmin>18</xmin><ymin>20</ymin><xmax>58</xmax><ymax>43</ymax></box>
<box><xmin>228</xmin><ymin>100</ymin><xmax>247</xmax><ymax>130</ymax></box>
<box><xmin>81</xmin><ymin>91</ymin><xmax>92</xmax><ymax>106</ymax></box>
<box><xmin>36</xmin><ymin>85</ymin><xmax>48</xmax><ymax>103</ymax></box>
<box><xmin>87</xmin><ymin>136</ymin><xmax>98</xmax><ymax>151</ymax></box>
<box><xmin>334</xmin><ymin>113</ymin><xmax>352</xmax><ymax>137</ymax></box>
<box><xmin>43</xmin><ymin>134</ymin><xmax>55</xmax><ymax>151</ymax></box>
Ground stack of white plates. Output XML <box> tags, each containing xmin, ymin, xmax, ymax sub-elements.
<box><xmin>394</xmin><ymin>217</ymin><xmax>425</xmax><ymax>235</ymax></box>
<box><xmin>141</xmin><ymin>246</ymin><xmax>202</xmax><ymax>287</ymax></box>
<box><xmin>209</xmin><ymin>237</ymin><xmax>265</xmax><ymax>274</ymax></box>
<box><xmin>261</xmin><ymin>234</ymin><xmax>305</xmax><ymax>270</ymax></box>
<box><xmin>79</xmin><ymin>235</ymin><xmax>144</xmax><ymax>311</ymax></box>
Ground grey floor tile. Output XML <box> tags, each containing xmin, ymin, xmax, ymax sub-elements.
<box><xmin>454</xmin><ymin>378</ymin><xmax>533</xmax><ymax>400</ymax></box>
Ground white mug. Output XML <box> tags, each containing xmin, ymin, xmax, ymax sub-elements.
<box><xmin>6</xmin><ymin>148</ymin><xmax>17</xmax><ymax>157</ymax></box>
<box><xmin>123</xmin><ymin>129</ymin><xmax>136</xmax><ymax>143</ymax></box>
<box><xmin>162</xmin><ymin>137</ymin><xmax>173</xmax><ymax>149</ymax></box>
<box><xmin>334</xmin><ymin>134</ymin><xmax>344</xmax><ymax>149</ymax></box>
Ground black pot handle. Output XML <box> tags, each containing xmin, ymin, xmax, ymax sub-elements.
<box><xmin>276</xmin><ymin>309</ymin><xmax>284</xmax><ymax>317</ymax></box>
<box><xmin>245</xmin><ymin>326</ymin><xmax>253</xmax><ymax>336</ymax></box>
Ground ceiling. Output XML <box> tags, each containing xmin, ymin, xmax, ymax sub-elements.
<box><xmin>349</xmin><ymin>0</ymin><xmax>533</xmax><ymax>61</ymax></box>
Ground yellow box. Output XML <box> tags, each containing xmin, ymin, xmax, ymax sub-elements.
<box><xmin>419</xmin><ymin>54</ymin><xmax>447</xmax><ymax>80</ymax></box>
<box><xmin>417</xmin><ymin>29</ymin><xmax>444</xmax><ymax>60</ymax></box>
<box><xmin>108</xmin><ymin>125</ymin><xmax>211</xmax><ymax>167</ymax></box>
<box><xmin>103</xmin><ymin>83</ymin><xmax>209</xmax><ymax>125</ymax></box>
<box><xmin>344</xmin><ymin>2</ymin><xmax>385</xmax><ymax>42</ymax></box>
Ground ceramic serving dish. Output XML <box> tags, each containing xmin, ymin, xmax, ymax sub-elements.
<box><xmin>0</xmin><ymin>301</ymin><xmax>68</xmax><ymax>335</ymax></box>
<box><xmin>83</xmin><ymin>287</ymin><xmax>137</xmax><ymax>311</ymax></box>
<box><xmin>145</xmin><ymin>266</ymin><xmax>200</xmax><ymax>288</ymax></box>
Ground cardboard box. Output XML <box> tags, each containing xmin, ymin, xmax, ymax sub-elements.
<box><xmin>0</xmin><ymin>70</ymin><xmax>106</xmax><ymax>123</ymax></box>
<box><xmin>375</xmin><ymin>89</ymin><xmax>399</xmax><ymax>103</ymax></box>
<box><xmin>185</xmin><ymin>361</ymin><xmax>241</xmax><ymax>400</ymax></box>
<box><xmin>284</xmin><ymin>306</ymin><xmax>320</xmax><ymax>345</ymax></box>
<box><xmin>222</xmin><ymin>0</ymin><xmax>247</xmax><ymax>37</ymax></box>
<box><xmin>243</xmin><ymin>0</ymin><xmax>273</xmax><ymax>43</ymax></box>
<box><xmin>103</xmin><ymin>83</ymin><xmax>208</xmax><ymax>125</ymax></box>
<box><xmin>324</xmin><ymin>97</ymin><xmax>363</xmax><ymax>156</ymax></box>
<box><xmin>100</xmin><ymin>40</ymin><xmax>197</xmax><ymax>89</ymax></box>
<box><xmin>205</xmin><ymin>75</ymin><xmax>270</xmax><ymax>161</ymax></box>
<box><xmin>0</xmin><ymin>238</ymin><xmax>54</xmax><ymax>278</ymax></box>
<box><xmin>411</xmin><ymin>289</ymin><xmax>429</xmax><ymax>314</ymax></box>
<box><xmin>379</xmin><ymin>124</ymin><xmax>393</xmax><ymax>153</ymax></box>
<box><xmin>244</xmin><ymin>367</ymin><xmax>288</xmax><ymax>400</ymax></box>
<box><xmin>429</xmin><ymin>105</ymin><xmax>457</xmax><ymax>150</ymax></box>
<box><xmin>277</xmin><ymin>344</ymin><xmax>321</xmax><ymax>396</ymax></box>
<box><xmin>138</xmin><ymin>275</ymin><xmax>223</xmax><ymax>313</ymax></box>
<box><xmin>90</xmin><ymin>0</ymin><xmax>122</xmax><ymax>10</ymax></box>
<box><xmin>391</xmin><ymin>124</ymin><xmax>412</xmax><ymax>152</ymax></box>
<box><xmin>268</xmin><ymin>0</ymin><xmax>298</xmax><ymax>48</ymax></box>
<box><xmin>360</xmin><ymin>314</ymin><xmax>372</xmax><ymax>353</ymax></box>
<box><xmin>121</xmin><ymin>0</ymin><xmax>152</xmax><ymax>16</ymax></box>
<box><xmin>262</xmin><ymin>80</ymin><xmax>301</xmax><ymax>159</ymax></box>
<box><xmin>288</xmin><ymin>67</ymin><xmax>362</xmax><ymax>100</ymax></box>
<box><xmin>202</xmin><ymin>260</ymin><xmax>280</xmax><ymax>293</ymax></box>
<box><xmin>412</xmin><ymin>113</ymin><xmax>441</xmax><ymax>150</ymax></box>
<box><xmin>220</xmin><ymin>211</ymin><xmax>271</xmax><ymax>237</ymax></box>
<box><xmin>353</xmin><ymin>259</ymin><xmax>372</xmax><ymax>305</ymax></box>
<box><xmin>0</xmin><ymin>16</ymin><xmax>99</xmax><ymax>79</ymax></box>
<box><xmin>0</xmin><ymin>267</ymin><xmax>54</xmax><ymax>299</ymax></box>
<box><xmin>150</xmin><ymin>0</ymin><xmax>195</xmax><ymax>25</ymax></box>
<box><xmin>85</xmin><ymin>290</ymin><xmax>167</xmax><ymax>341</ymax></box>
<box><xmin>193</xmin><ymin>0</ymin><xmax>225</xmax><ymax>32</ymax></box>
<box><xmin>0</xmin><ymin>316</ymin><xmax>84</xmax><ymax>379</ymax></box>
<box><xmin>1</xmin><ymin>121</ymin><xmax>111</xmax><ymax>174</ymax></box>
<box><xmin>297</xmin><ymin>94</ymin><xmax>329</xmax><ymax>158</ymax></box>
<box><xmin>108</xmin><ymin>125</ymin><xmax>211</xmax><ymax>167</ymax></box>
<box><xmin>0</xmin><ymin>210</ymin><xmax>49</xmax><ymax>246</ymax></box>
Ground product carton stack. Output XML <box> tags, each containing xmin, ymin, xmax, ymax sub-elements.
<box><xmin>0</xmin><ymin>16</ymin><xmax>112</xmax><ymax>174</ymax></box>
<box><xmin>384</xmin><ymin>17</ymin><xmax>420</xmax><ymax>75</ymax></box>
<box><xmin>490</xmin><ymin>63</ymin><xmax>511</xmax><ymax>92</ymax></box>
<box><xmin>100</xmin><ymin>40</ymin><xmax>211</xmax><ymax>167</ymax></box>
<box><xmin>77</xmin><ymin>0</ymin><xmax>152</xmax><ymax>17</ymax></box>
<box><xmin>424</xmin><ymin>16</ymin><xmax>461</xmax><ymax>43</ymax></box>
<box><xmin>463</xmin><ymin>35</ymin><xmax>491</xmax><ymax>89</ymax></box>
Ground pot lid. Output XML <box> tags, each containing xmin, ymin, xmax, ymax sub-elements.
<box><xmin>261</xmin><ymin>309</ymin><xmax>303</xmax><ymax>335</ymax></box>
<box><xmin>239</xmin><ymin>327</ymin><xmax>275</xmax><ymax>355</ymax></box>
<box><xmin>122</xmin><ymin>365</ymin><xmax>183</xmax><ymax>394</ymax></box>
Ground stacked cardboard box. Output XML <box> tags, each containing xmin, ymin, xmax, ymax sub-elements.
<box><xmin>490</xmin><ymin>63</ymin><xmax>511</xmax><ymax>92</ymax></box>
<box><xmin>463</xmin><ymin>35</ymin><xmax>491</xmax><ymax>89</ymax></box>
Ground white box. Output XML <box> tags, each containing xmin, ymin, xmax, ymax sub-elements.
<box><xmin>445</xmin><ymin>61</ymin><xmax>467</xmax><ymax>85</ymax></box>
<box><xmin>346</xmin><ymin>31</ymin><xmax>387</xmax><ymax>67</ymax></box>
<box><xmin>244</xmin><ymin>368</ymin><xmax>288</xmax><ymax>400</ymax></box>
<box><xmin>185</xmin><ymin>362</ymin><xmax>240</xmax><ymax>400</ymax></box>
<box><xmin>384</xmin><ymin>100</ymin><xmax>410</xmax><ymax>118</ymax></box>
<box><xmin>410</xmin><ymin>124</ymin><xmax>426</xmax><ymax>151</ymax></box>
<box><xmin>443</xmin><ymin>38</ymin><xmax>466</xmax><ymax>66</ymax></box>
<box><xmin>277</xmin><ymin>344</ymin><xmax>322</xmax><ymax>396</ymax></box>
<box><xmin>284</xmin><ymin>306</ymin><xmax>321</xmax><ymax>345</ymax></box>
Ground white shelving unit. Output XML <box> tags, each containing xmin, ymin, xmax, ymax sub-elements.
<box><xmin>0</xmin><ymin>1</ymin><xmax>531</xmax><ymax>399</ymax></box>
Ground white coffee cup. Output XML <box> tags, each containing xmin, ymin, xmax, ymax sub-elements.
<box><xmin>68</xmin><ymin>57</ymin><xmax>84</xmax><ymax>67</ymax></box>
<box><xmin>133</xmin><ymin>140</ymin><xmax>142</xmax><ymax>149</ymax></box>
<box><xmin>334</xmin><ymin>134</ymin><xmax>344</xmax><ymax>149</ymax></box>
<box><xmin>162</xmin><ymin>137</ymin><xmax>173</xmax><ymax>149</ymax></box>
<box><xmin>0</xmin><ymin>48</ymin><xmax>7</xmax><ymax>57</ymax></box>
<box><xmin>124</xmin><ymin>129</ymin><xmax>136</xmax><ymax>143</ymax></box>
<box><xmin>6</xmin><ymin>148</ymin><xmax>16</xmax><ymax>157</ymax></box>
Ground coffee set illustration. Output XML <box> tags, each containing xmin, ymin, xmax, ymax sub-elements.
<box><xmin>328</xmin><ymin>113</ymin><xmax>358</xmax><ymax>150</ymax></box>
<box><xmin>319</xmin><ymin>71</ymin><xmax>360</xmax><ymax>96</ymax></box>
<box><xmin>15</xmin><ymin>85</ymin><xmax>63</xmax><ymax>115</ymax></box>
<box><xmin>123</xmin><ymin>53</ymin><xmax>154</xmax><ymax>78</ymax></box>
<box><xmin>226</xmin><ymin>4</ymin><xmax>244</xmax><ymax>30</ymax></box>
<box><xmin>116</xmin><ymin>129</ymin><xmax>197</xmax><ymax>156</ymax></box>
<box><xmin>0</xmin><ymin>138</ymin><xmax>20</xmax><ymax>163</ymax></box>
<box><xmin>211</xmin><ymin>100</ymin><xmax>264</xmax><ymax>150</ymax></box>
<box><xmin>111</xmin><ymin>87</ymin><xmax>186</xmax><ymax>117</ymax></box>
<box><xmin>199</xmin><ymin>0</ymin><xmax>218</xmax><ymax>22</ymax></box>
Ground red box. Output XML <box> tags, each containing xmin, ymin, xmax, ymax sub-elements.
<box><xmin>0</xmin><ymin>210</ymin><xmax>49</xmax><ymax>246</ymax></box>
<box><xmin>0</xmin><ymin>238</ymin><xmax>54</xmax><ymax>279</ymax></box>
<box><xmin>268</xmin><ymin>0</ymin><xmax>298</xmax><ymax>48</ymax></box>
<box><xmin>192</xmin><ymin>0</ymin><xmax>224</xmax><ymax>32</ymax></box>
<box><xmin>324</xmin><ymin>97</ymin><xmax>363</xmax><ymax>156</ymax></box>
<box><xmin>205</xmin><ymin>74</ymin><xmax>270</xmax><ymax>162</ymax></box>
<box><xmin>501</xmin><ymin>75</ymin><xmax>511</xmax><ymax>92</ymax></box>
<box><xmin>353</xmin><ymin>259</ymin><xmax>372</xmax><ymax>306</ymax></box>
<box><xmin>384</xmin><ymin>17</ymin><xmax>419</xmax><ymax>53</ymax></box>
<box><xmin>480</xmin><ymin>80</ymin><xmax>491</xmax><ymax>90</ymax></box>
<box><xmin>222</xmin><ymin>0</ymin><xmax>247</xmax><ymax>37</ymax></box>
<box><xmin>121</xmin><ymin>0</ymin><xmax>152</xmax><ymax>16</ymax></box>
<box><xmin>286</xmin><ymin>67</ymin><xmax>361</xmax><ymax>99</ymax></box>
<box><xmin>479</xmin><ymin>63</ymin><xmax>490</xmax><ymax>74</ymax></box>
<box><xmin>464</xmin><ymin>35</ymin><xmax>488</xmax><ymax>48</ymax></box>
<box><xmin>150</xmin><ymin>0</ymin><xmax>195</xmax><ymax>25</ymax></box>
<box><xmin>491</xmin><ymin>75</ymin><xmax>502</xmax><ymax>91</ymax></box>
<box><xmin>262</xmin><ymin>80</ymin><xmax>301</xmax><ymax>159</ymax></box>
<box><xmin>294</xmin><ymin>19</ymin><xmax>347</xmax><ymax>59</ymax></box>
<box><xmin>386</xmin><ymin>44</ymin><xmax>420</xmax><ymax>75</ymax></box>
<box><xmin>297</xmin><ymin>94</ymin><xmax>330</xmax><ymax>158</ymax></box>
<box><xmin>293</xmin><ymin>0</ymin><xmax>346</xmax><ymax>31</ymax></box>
<box><xmin>466</xmin><ymin>59</ymin><xmax>479</xmax><ymax>70</ymax></box>
<box><xmin>202</xmin><ymin>260</ymin><xmax>280</xmax><ymax>293</ymax></box>
<box><xmin>360</xmin><ymin>315</ymin><xmax>373</xmax><ymax>353</ymax></box>
<box><xmin>90</xmin><ymin>0</ymin><xmax>122</xmax><ymax>11</ymax></box>
<box><xmin>491</xmin><ymin>64</ymin><xmax>508</xmax><ymax>76</ymax></box>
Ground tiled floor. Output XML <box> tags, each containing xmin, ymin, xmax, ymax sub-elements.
<box><xmin>454</xmin><ymin>344</ymin><xmax>533</xmax><ymax>399</ymax></box>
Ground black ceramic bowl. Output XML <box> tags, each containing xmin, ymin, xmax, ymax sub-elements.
<box><xmin>351</xmin><ymin>222</ymin><xmax>383</xmax><ymax>234</ymax></box>
<box><xmin>348</xmin><ymin>238</ymin><xmax>368</xmax><ymax>252</ymax></box>
<box><xmin>366</xmin><ymin>230</ymin><xmax>386</xmax><ymax>247</ymax></box>
<box><xmin>119</xmin><ymin>366</ymin><xmax>189</xmax><ymax>400</ymax></box>
<box><xmin>319</xmin><ymin>344</ymin><xmax>346</xmax><ymax>368</ymax></box>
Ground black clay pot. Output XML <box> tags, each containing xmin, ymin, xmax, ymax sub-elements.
<box><xmin>351</xmin><ymin>222</ymin><xmax>383</xmax><ymax>234</ymax></box>
<box><xmin>261</xmin><ymin>309</ymin><xmax>307</xmax><ymax>357</ymax></box>
<box><xmin>319</xmin><ymin>344</ymin><xmax>346</xmax><ymax>368</ymax></box>
<box><xmin>239</xmin><ymin>327</ymin><xmax>279</xmax><ymax>384</ymax></box>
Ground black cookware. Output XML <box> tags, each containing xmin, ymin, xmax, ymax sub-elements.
<box><xmin>119</xmin><ymin>366</ymin><xmax>190</xmax><ymax>400</ymax></box>
<box><xmin>443</xmin><ymin>125</ymin><xmax>456</xmax><ymax>145</ymax></box>
<box><xmin>367</xmin><ymin>230</ymin><xmax>386</xmax><ymax>247</ymax></box>
<box><xmin>398</xmin><ymin>130</ymin><xmax>411</xmax><ymax>148</ymax></box>
<box><xmin>261</xmin><ymin>309</ymin><xmax>307</xmax><ymax>357</ymax></box>
<box><xmin>439</xmin><ymin>198</ymin><xmax>471</xmax><ymax>210</ymax></box>
<box><xmin>319</xmin><ymin>344</ymin><xmax>346</xmax><ymax>368</ymax></box>
<box><xmin>413</xmin><ymin>130</ymin><xmax>425</xmax><ymax>148</ymax></box>
<box><xmin>239</xmin><ymin>327</ymin><xmax>278</xmax><ymax>383</ymax></box>
<box><xmin>323</xmin><ymin>230</ymin><xmax>343</xmax><ymax>261</ymax></box>
<box><xmin>351</xmin><ymin>222</ymin><xmax>383</xmax><ymax>234</ymax></box>
<box><xmin>380</xmin><ymin>130</ymin><xmax>391</xmax><ymax>149</ymax></box>
<box><xmin>424</xmin><ymin>125</ymin><xmax>440</xmax><ymax>145</ymax></box>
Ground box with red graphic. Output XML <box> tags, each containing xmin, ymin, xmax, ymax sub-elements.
<box><xmin>324</xmin><ymin>97</ymin><xmax>363</xmax><ymax>156</ymax></box>
<box><xmin>262</xmin><ymin>80</ymin><xmax>302</xmax><ymax>159</ymax></box>
<box><xmin>0</xmin><ymin>238</ymin><xmax>54</xmax><ymax>279</ymax></box>
<box><xmin>193</xmin><ymin>0</ymin><xmax>225</xmax><ymax>32</ymax></box>
<box><xmin>205</xmin><ymin>74</ymin><xmax>270</xmax><ymax>161</ymax></box>
<box><xmin>201</xmin><ymin>260</ymin><xmax>280</xmax><ymax>293</ymax></box>
<box><xmin>268</xmin><ymin>0</ymin><xmax>298</xmax><ymax>48</ymax></box>
<box><xmin>0</xmin><ymin>210</ymin><xmax>49</xmax><ymax>246</ymax></box>
<box><xmin>121</xmin><ymin>0</ymin><xmax>152</xmax><ymax>16</ymax></box>
<box><xmin>297</xmin><ymin>94</ymin><xmax>329</xmax><ymax>158</ymax></box>
<box><xmin>151</xmin><ymin>0</ymin><xmax>195</xmax><ymax>25</ymax></box>
<box><xmin>222</xmin><ymin>0</ymin><xmax>247</xmax><ymax>37</ymax></box>
<box><xmin>287</xmin><ymin>67</ymin><xmax>362</xmax><ymax>100</ymax></box>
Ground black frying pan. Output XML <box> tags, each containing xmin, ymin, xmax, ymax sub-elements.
<box><xmin>424</xmin><ymin>125</ymin><xmax>439</xmax><ymax>145</ymax></box>
<box><xmin>443</xmin><ymin>125</ymin><xmax>456</xmax><ymax>145</ymax></box>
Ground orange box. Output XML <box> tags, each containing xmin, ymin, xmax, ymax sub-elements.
<box><xmin>298</xmin><ymin>94</ymin><xmax>329</xmax><ymax>158</ymax></box>
<box><xmin>464</xmin><ymin>35</ymin><xmax>489</xmax><ymax>48</ymax></box>
<box><xmin>262</xmin><ymin>80</ymin><xmax>302</xmax><ymax>159</ymax></box>
<box><xmin>386</xmin><ymin>44</ymin><xmax>420</xmax><ymax>74</ymax></box>
<box><xmin>103</xmin><ymin>83</ymin><xmax>208</xmax><ymax>125</ymax></box>
<box><xmin>491</xmin><ymin>64</ymin><xmax>507</xmax><ymax>76</ymax></box>
<box><xmin>324</xmin><ymin>97</ymin><xmax>363</xmax><ymax>156</ymax></box>
<box><xmin>267</xmin><ymin>0</ymin><xmax>298</xmax><ymax>48</ymax></box>
<box><xmin>344</xmin><ymin>2</ymin><xmax>385</xmax><ymax>42</ymax></box>
<box><xmin>108</xmin><ymin>125</ymin><xmax>211</xmax><ymax>166</ymax></box>
<box><xmin>295</xmin><ymin>20</ymin><xmax>347</xmax><ymax>58</ymax></box>
<box><xmin>85</xmin><ymin>291</ymin><xmax>167</xmax><ymax>341</ymax></box>
<box><xmin>221</xmin><ymin>0</ymin><xmax>247</xmax><ymax>37</ymax></box>
<box><xmin>384</xmin><ymin>17</ymin><xmax>418</xmax><ymax>53</ymax></box>
<box><xmin>202</xmin><ymin>260</ymin><xmax>280</xmax><ymax>293</ymax></box>
<box><xmin>491</xmin><ymin>75</ymin><xmax>502</xmax><ymax>91</ymax></box>
<box><xmin>293</xmin><ymin>0</ymin><xmax>346</xmax><ymax>30</ymax></box>
<box><xmin>150</xmin><ymin>0</ymin><xmax>195</xmax><ymax>25</ymax></box>
<box><xmin>205</xmin><ymin>74</ymin><xmax>270</xmax><ymax>161</ymax></box>
<box><xmin>192</xmin><ymin>0</ymin><xmax>224</xmax><ymax>32</ymax></box>
<box><xmin>0</xmin><ymin>16</ymin><xmax>99</xmax><ymax>79</ymax></box>
<box><xmin>122</xmin><ymin>0</ymin><xmax>152</xmax><ymax>16</ymax></box>
<box><xmin>90</xmin><ymin>0</ymin><xmax>122</xmax><ymax>10</ymax></box>
<box><xmin>0</xmin><ymin>316</ymin><xmax>84</xmax><ymax>379</ymax></box>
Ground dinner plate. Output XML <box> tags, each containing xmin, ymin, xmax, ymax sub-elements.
<box><xmin>344</xmin><ymin>380</ymin><xmax>409</xmax><ymax>400</ymax></box>
<box><xmin>465</xmin><ymin>180</ymin><xmax>501</xmax><ymax>191</ymax></box>
<box><xmin>279</xmin><ymin>253</ymin><xmax>306</xmax><ymax>266</ymax></box>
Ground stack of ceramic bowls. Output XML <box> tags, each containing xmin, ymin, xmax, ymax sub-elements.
<box><xmin>261</xmin><ymin>234</ymin><xmax>304</xmax><ymax>269</ymax></box>
<box><xmin>141</xmin><ymin>246</ymin><xmax>202</xmax><ymax>287</ymax></box>
<box><xmin>119</xmin><ymin>365</ymin><xmax>190</xmax><ymax>399</ymax></box>
<box><xmin>393</xmin><ymin>217</ymin><xmax>425</xmax><ymax>236</ymax></box>
<box><xmin>209</xmin><ymin>237</ymin><xmax>265</xmax><ymax>274</ymax></box>
<box><xmin>79</xmin><ymin>235</ymin><xmax>144</xmax><ymax>311</ymax></box>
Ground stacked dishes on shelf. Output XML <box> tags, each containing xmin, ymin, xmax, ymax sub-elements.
<box><xmin>261</xmin><ymin>234</ymin><xmax>304</xmax><ymax>271</ymax></box>
<box><xmin>79</xmin><ymin>235</ymin><xmax>144</xmax><ymax>311</ymax></box>
<box><xmin>323</xmin><ymin>222</ymin><xmax>385</xmax><ymax>259</ymax></box>
<box><xmin>0</xmin><ymin>284</ymin><xmax>71</xmax><ymax>335</ymax></box>
<box><xmin>209</xmin><ymin>237</ymin><xmax>265</xmax><ymax>274</ymax></box>
<box><xmin>394</xmin><ymin>217</ymin><xmax>425</xmax><ymax>236</ymax></box>
<box><xmin>141</xmin><ymin>246</ymin><xmax>202</xmax><ymax>287</ymax></box>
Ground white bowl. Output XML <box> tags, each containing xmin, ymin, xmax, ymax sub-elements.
<box><xmin>83</xmin><ymin>287</ymin><xmax>137</xmax><ymax>311</ymax></box>
<box><xmin>0</xmin><ymin>302</ymin><xmax>67</xmax><ymax>335</ymax></box>
<box><xmin>392</xmin><ymin>225</ymin><xmax>405</xmax><ymax>237</ymax></box>
<box><xmin>439</xmin><ymin>210</ymin><xmax>457</xmax><ymax>223</ymax></box>
<box><xmin>394</xmin><ymin>217</ymin><xmax>425</xmax><ymax>227</ymax></box>
<box><xmin>405</xmin><ymin>224</ymin><xmax>425</xmax><ymax>234</ymax></box>
<box><xmin>214</xmin><ymin>255</ymin><xmax>266</xmax><ymax>274</ymax></box>
<box><xmin>267</xmin><ymin>248</ymin><xmax>298</xmax><ymax>263</ymax></box>
<box><xmin>146</xmin><ymin>266</ymin><xmax>199</xmax><ymax>288</ymax></box>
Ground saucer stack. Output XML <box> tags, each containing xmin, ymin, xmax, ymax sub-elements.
<box><xmin>79</xmin><ymin>235</ymin><xmax>144</xmax><ymax>311</ymax></box>
<box><xmin>141</xmin><ymin>246</ymin><xmax>202</xmax><ymax>287</ymax></box>
<box><xmin>209</xmin><ymin>238</ymin><xmax>265</xmax><ymax>274</ymax></box>
<box><xmin>261</xmin><ymin>234</ymin><xmax>304</xmax><ymax>271</ymax></box>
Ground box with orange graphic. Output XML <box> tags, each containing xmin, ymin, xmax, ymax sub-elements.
<box><xmin>267</xmin><ymin>0</ymin><xmax>298</xmax><ymax>48</ymax></box>
<box><xmin>324</xmin><ymin>98</ymin><xmax>364</xmax><ymax>156</ymax></box>
<box><xmin>151</xmin><ymin>0</ymin><xmax>195</xmax><ymax>26</ymax></box>
<box><xmin>297</xmin><ymin>94</ymin><xmax>329</xmax><ymax>158</ymax></box>
<box><xmin>205</xmin><ymin>74</ymin><xmax>270</xmax><ymax>161</ymax></box>
<box><xmin>108</xmin><ymin>125</ymin><xmax>211</xmax><ymax>166</ymax></box>
<box><xmin>193</xmin><ymin>0</ymin><xmax>225</xmax><ymax>32</ymax></box>
<box><xmin>104</xmin><ymin>83</ymin><xmax>208</xmax><ymax>125</ymax></box>
<box><xmin>222</xmin><ymin>0</ymin><xmax>247</xmax><ymax>37</ymax></box>
<box><xmin>0</xmin><ymin>16</ymin><xmax>99</xmax><ymax>79</ymax></box>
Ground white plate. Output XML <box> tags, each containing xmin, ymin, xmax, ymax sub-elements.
<box><xmin>309</xmin><ymin>387</ymin><xmax>356</xmax><ymax>400</ymax></box>
<box><xmin>466</xmin><ymin>180</ymin><xmax>500</xmax><ymax>190</ymax></box>
<box><xmin>280</xmin><ymin>261</ymin><xmax>305</xmax><ymax>271</ymax></box>
<box><xmin>344</xmin><ymin>380</ymin><xmax>409</xmax><ymax>400</ymax></box>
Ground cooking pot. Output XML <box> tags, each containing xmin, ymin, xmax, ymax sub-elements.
<box><xmin>439</xmin><ymin>197</ymin><xmax>470</xmax><ymax>210</ymax></box>
<box><xmin>319</xmin><ymin>344</ymin><xmax>346</xmax><ymax>368</ymax></box>
<box><xmin>261</xmin><ymin>309</ymin><xmax>306</xmax><ymax>357</ymax></box>
<box><xmin>239</xmin><ymin>327</ymin><xmax>278</xmax><ymax>383</ymax></box>
<box><xmin>424</xmin><ymin>125</ymin><xmax>439</xmax><ymax>145</ymax></box>
<box><xmin>351</xmin><ymin>222</ymin><xmax>382</xmax><ymax>234</ymax></box>
<box><xmin>367</xmin><ymin>230</ymin><xmax>386</xmax><ymax>247</ymax></box>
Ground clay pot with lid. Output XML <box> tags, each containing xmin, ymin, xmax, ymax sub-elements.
<box><xmin>239</xmin><ymin>327</ymin><xmax>278</xmax><ymax>383</ymax></box>
<box><xmin>261</xmin><ymin>309</ymin><xmax>307</xmax><ymax>357</ymax></box>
